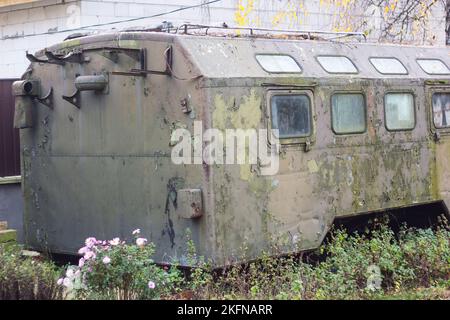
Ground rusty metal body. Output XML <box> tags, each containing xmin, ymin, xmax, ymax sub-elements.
<box><xmin>14</xmin><ymin>30</ymin><xmax>450</xmax><ymax>266</ymax></box>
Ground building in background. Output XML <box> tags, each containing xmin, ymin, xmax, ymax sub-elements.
<box><xmin>0</xmin><ymin>0</ymin><xmax>448</xmax><ymax>78</ymax></box>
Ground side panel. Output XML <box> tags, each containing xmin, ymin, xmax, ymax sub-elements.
<box><xmin>428</xmin><ymin>85</ymin><xmax>450</xmax><ymax>210</ymax></box>
<box><xmin>207</xmin><ymin>78</ymin><xmax>437</xmax><ymax>265</ymax></box>
<box><xmin>207</xmin><ymin>84</ymin><xmax>331</xmax><ymax>263</ymax></box>
<box><xmin>21</xmin><ymin>41</ymin><xmax>211</xmax><ymax>264</ymax></box>
<box><xmin>316</xmin><ymin>81</ymin><xmax>435</xmax><ymax>216</ymax></box>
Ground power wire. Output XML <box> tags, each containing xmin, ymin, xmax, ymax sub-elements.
<box><xmin>1</xmin><ymin>0</ymin><xmax>222</xmax><ymax>40</ymax></box>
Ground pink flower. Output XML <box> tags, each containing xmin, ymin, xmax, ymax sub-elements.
<box><xmin>109</xmin><ymin>237</ymin><xmax>120</xmax><ymax>246</ymax></box>
<box><xmin>85</xmin><ymin>237</ymin><xmax>97</xmax><ymax>248</ymax></box>
<box><xmin>148</xmin><ymin>281</ymin><xmax>155</xmax><ymax>289</ymax></box>
<box><xmin>132</xmin><ymin>229</ymin><xmax>141</xmax><ymax>235</ymax></box>
<box><xmin>66</xmin><ymin>269</ymin><xmax>74</xmax><ymax>278</ymax></box>
<box><xmin>102</xmin><ymin>256</ymin><xmax>111</xmax><ymax>264</ymax></box>
<box><xmin>78</xmin><ymin>246</ymin><xmax>89</xmax><ymax>255</ymax></box>
<box><xmin>57</xmin><ymin>278</ymin><xmax>64</xmax><ymax>285</ymax></box>
<box><xmin>84</xmin><ymin>251</ymin><xmax>96</xmax><ymax>260</ymax></box>
<box><xmin>136</xmin><ymin>237</ymin><xmax>147</xmax><ymax>246</ymax></box>
<box><xmin>78</xmin><ymin>257</ymin><xmax>85</xmax><ymax>267</ymax></box>
<box><xmin>63</xmin><ymin>277</ymin><xmax>72</xmax><ymax>287</ymax></box>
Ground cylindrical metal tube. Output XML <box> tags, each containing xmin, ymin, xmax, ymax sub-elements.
<box><xmin>14</xmin><ymin>96</ymin><xmax>33</xmax><ymax>129</ymax></box>
<box><xmin>12</xmin><ymin>80</ymin><xmax>40</xmax><ymax>96</ymax></box>
<box><xmin>75</xmin><ymin>75</ymin><xmax>108</xmax><ymax>91</ymax></box>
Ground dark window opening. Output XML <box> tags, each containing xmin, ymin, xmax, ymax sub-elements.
<box><xmin>432</xmin><ymin>92</ymin><xmax>450</xmax><ymax>128</ymax></box>
<box><xmin>271</xmin><ymin>94</ymin><xmax>311</xmax><ymax>138</ymax></box>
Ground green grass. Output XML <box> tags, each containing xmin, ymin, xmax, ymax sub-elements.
<box><xmin>184</xmin><ymin>218</ymin><xmax>450</xmax><ymax>300</ymax></box>
<box><xmin>371</xmin><ymin>287</ymin><xmax>450</xmax><ymax>300</ymax></box>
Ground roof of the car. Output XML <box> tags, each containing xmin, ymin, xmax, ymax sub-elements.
<box><xmin>46</xmin><ymin>29</ymin><xmax>450</xmax><ymax>80</ymax></box>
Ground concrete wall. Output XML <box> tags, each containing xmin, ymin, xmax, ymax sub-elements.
<box><xmin>0</xmin><ymin>182</ymin><xmax>23</xmax><ymax>241</ymax></box>
<box><xmin>0</xmin><ymin>0</ymin><xmax>80</xmax><ymax>78</ymax></box>
<box><xmin>0</xmin><ymin>0</ymin><xmax>447</xmax><ymax>78</ymax></box>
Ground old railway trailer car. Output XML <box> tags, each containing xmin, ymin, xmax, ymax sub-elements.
<box><xmin>12</xmin><ymin>27</ymin><xmax>450</xmax><ymax>266</ymax></box>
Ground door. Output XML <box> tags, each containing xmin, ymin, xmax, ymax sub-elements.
<box><xmin>427</xmin><ymin>84</ymin><xmax>450</xmax><ymax>207</ymax></box>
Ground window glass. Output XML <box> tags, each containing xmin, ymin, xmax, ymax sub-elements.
<box><xmin>417</xmin><ymin>59</ymin><xmax>450</xmax><ymax>75</ymax></box>
<box><xmin>385</xmin><ymin>93</ymin><xmax>415</xmax><ymax>130</ymax></box>
<box><xmin>331</xmin><ymin>93</ymin><xmax>366</xmax><ymax>134</ymax></box>
<box><xmin>432</xmin><ymin>93</ymin><xmax>450</xmax><ymax>128</ymax></box>
<box><xmin>370</xmin><ymin>58</ymin><xmax>407</xmax><ymax>74</ymax></box>
<box><xmin>271</xmin><ymin>95</ymin><xmax>311</xmax><ymax>138</ymax></box>
<box><xmin>316</xmin><ymin>56</ymin><xmax>357</xmax><ymax>74</ymax></box>
<box><xmin>255</xmin><ymin>54</ymin><xmax>301</xmax><ymax>73</ymax></box>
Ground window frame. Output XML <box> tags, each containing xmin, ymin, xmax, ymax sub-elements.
<box><xmin>315</xmin><ymin>55</ymin><xmax>359</xmax><ymax>74</ymax></box>
<box><xmin>369</xmin><ymin>57</ymin><xmax>408</xmax><ymax>75</ymax></box>
<box><xmin>430</xmin><ymin>90</ymin><xmax>450</xmax><ymax>130</ymax></box>
<box><xmin>416</xmin><ymin>58</ymin><xmax>450</xmax><ymax>75</ymax></box>
<box><xmin>330</xmin><ymin>91</ymin><xmax>367</xmax><ymax>135</ymax></box>
<box><xmin>383</xmin><ymin>91</ymin><xmax>416</xmax><ymax>132</ymax></box>
<box><xmin>255</xmin><ymin>53</ymin><xmax>302</xmax><ymax>74</ymax></box>
<box><xmin>266</xmin><ymin>89</ymin><xmax>315</xmax><ymax>146</ymax></box>
<box><xmin>426</xmin><ymin>86</ymin><xmax>450</xmax><ymax>138</ymax></box>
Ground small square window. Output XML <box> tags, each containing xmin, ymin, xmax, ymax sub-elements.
<box><xmin>385</xmin><ymin>93</ymin><xmax>415</xmax><ymax>130</ymax></box>
<box><xmin>331</xmin><ymin>93</ymin><xmax>366</xmax><ymax>134</ymax></box>
<box><xmin>370</xmin><ymin>58</ymin><xmax>407</xmax><ymax>75</ymax></box>
<box><xmin>316</xmin><ymin>56</ymin><xmax>357</xmax><ymax>74</ymax></box>
<box><xmin>256</xmin><ymin>54</ymin><xmax>301</xmax><ymax>73</ymax></box>
<box><xmin>417</xmin><ymin>59</ymin><xmax>450</xmax><ymax>75</ymax></box>
<box><xmin>271</xmin><ymin>95</ymin><xmax>311</xmax><ymax>138</ymax></box>
<box><xmin>432</xmin><ymin>93</ymin><xmax>450</xmax><ymax>128</ymax></box>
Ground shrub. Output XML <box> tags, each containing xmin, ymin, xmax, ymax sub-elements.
<box><xmin>187</xmin><ymin>218</ymin><xmax>450</xmax><ymax>300</ymax></box>
<box><xmin>0</xmin><ymin>244</ymin><xmax>63</xmax><ymax>300</ymax></box>
<box><xmin>60</xmin><ymin>229</ymin><xmax>183</xmax><ymax>300</ymax></box>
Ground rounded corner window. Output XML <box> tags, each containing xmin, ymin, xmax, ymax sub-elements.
<box><xmin>417</xmin><ymin>59</ymin><xmax>450</xmax><ymax>75</ymax></box>
<box><xmin>316</xmin><ymin>56</ymin><xmax>358</xmax><ymax>74</ymax></box>
<box><xmin>270</xmin><ymin>93</ymin><xmax>312</xmax><ymax>139</ymax></box>
<box><xmin>384</xmin><ymin>92</ymin><xmax>415</xmax><ymax>131</ymax></box>
<box><xmin>370</xmin><ymin>57</ymin><xmax>408</xmax><ymax>75</ymax></box>
<box><xmin>432</xmin><ymin>92</ymin><xmax>450</xmax><ymax>128</ymax></box>
<box><xmin>331</xmin><ymin>93</ymin><xmax>366</xmax><ymax>135</ymax></box>
<box><xmin>255</xmin><ymin>54</ymin><xmax>302</xmax><ymax>73</ymax></box>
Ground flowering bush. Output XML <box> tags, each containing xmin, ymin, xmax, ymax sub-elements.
<box><xmin>59</xmin><ymin>229</ymin><xmax>183</xmax><ymax>300</ymax></box>
<box><xmin>56</xmin><ymin>219</ymin><xmax>450</xmax><ymax>300</ymax></box>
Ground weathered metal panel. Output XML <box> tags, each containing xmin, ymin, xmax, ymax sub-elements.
<box><xmin>0</xmin><ymin>79</ymin><xmax>20</xmax><ymax>177</ymax></box>
<box><xmin>177</xmin><ymin>36</ymin><xmax>450</xmax><ymax>80</ymax></box>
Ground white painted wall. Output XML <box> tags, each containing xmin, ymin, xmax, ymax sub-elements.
<box><xmin>0</xmin><ymin>0</ymin><xmax>79</xmax><ymax>78</ymax></box>
<box><xmin>0</xmin><ymin>0</ymin><xmax>446</xmax><ymax>78</ymax></box>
